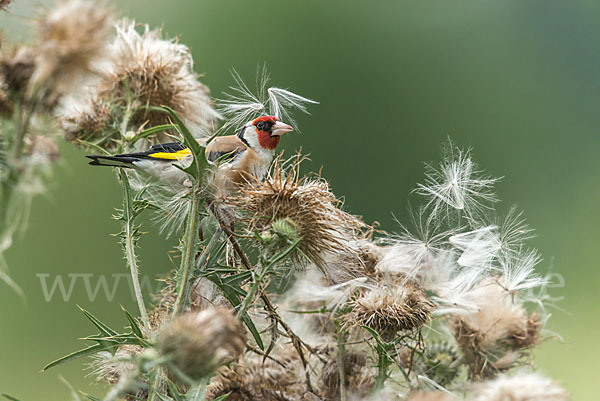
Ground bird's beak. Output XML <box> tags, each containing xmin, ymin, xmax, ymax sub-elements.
<box><xmin>271</xmin><ymin>121</ymin><xmax>294</xmax><ymax>136</ymax></box>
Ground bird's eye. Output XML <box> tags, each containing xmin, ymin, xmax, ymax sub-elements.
<box><xmin>256</xmin><ymin>121</ymin><xmax>265</xmax><ymax>130</ymax></box>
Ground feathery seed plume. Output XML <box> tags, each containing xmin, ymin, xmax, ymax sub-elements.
<box><xmin>471</xmin><ymin>373</ymin><xmax>569</xmax><ymax>401</ymax></box>
<box><xmin>219</xmin><ymin>67</ymin><xmax>317</xmax><ymax>131</ymax></box>
<box><xmin>415</xmin><ymin>142</ymin><xmax>500</xmax><ymax>221</ymax></box>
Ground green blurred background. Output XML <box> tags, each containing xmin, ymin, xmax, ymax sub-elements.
<box><xmin>1</xmin><ymin>0</ymin><xmax>599</xmax><ymax>399</ymax></box>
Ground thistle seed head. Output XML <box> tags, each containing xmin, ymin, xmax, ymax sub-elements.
<box><xmin>344</xmin><ymin>279</ymin><xmax>434</xmax><ymax>339</ymax></box>
<box><xmin>31</xmin><ymin>0</ymin><xmax>113</xmax><ymax>100</ymax></box>
<box><xmin>62</xmin><ymin>20</ymin><xmax>219</xmax><ymax>151</ymax></box>
<box><xmin>23</xmin><ymin>135</ymin><xmax>60</xmax><ymax>163</ymax></box>
<box><xmin>207</xmin><ymin>346</ymin><xmax>307</xmax><ymax>401</ymax></box>
<box><xmin>451</xmin><ymin>278</ymin><xmax>542</xmax><ymax>379</ymax></box>
<box><xmin>157</xmin><ymin>308</ymin><xmax>245</xmax><ymax>381</ymax></box>
<box><xmin>231</xmin><ymin>153</ymin><xmax>369</xmax><ymax>275</ymax></box>
<box><xmin>0</xmin><ymin>46</ymin><xmax>37</xmax><ymax>100</ymax></box>
<box><xmin>0</xmin><ymin>0</ymin><xmax>12</xmax><ymax>11</ymax></box>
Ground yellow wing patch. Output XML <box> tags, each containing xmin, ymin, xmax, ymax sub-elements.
<box><xmin>148</xmin><ymin>148</ymin><xmax>192</xmax><ymax>160</ymax></box>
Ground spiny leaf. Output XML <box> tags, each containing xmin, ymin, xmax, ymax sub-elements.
<box><xmin>121</xmin><ymin>305</ymin><xmax>145</xmax><ymax>339</ymax></box>
<box><xmin>166</xmin><ymin>380</ymin><xmax>185</xmax><ymax>401</ymax></box>
<box><xmin>81</xmin><ymin>393</ymin><xmax>102</xmax><ymax>401</ymax></box>
<box><xmin>133</xmin><ymin>124</ymin><xmax>178</xmax><ymax>144</ymax></box>
<box><xmin>59</xmin><ymin>376</ymin><xmax>82</xmax><ymax>401</ymax></box>
<box><xmin>42</xmin><ymin>343</ymin><xmax>105</xmax><ymax>371</ymax></box>
<box><xmin>78</xmin><ymin>306</ymin><xmax>118</xmax><ymax>337</ymax></box>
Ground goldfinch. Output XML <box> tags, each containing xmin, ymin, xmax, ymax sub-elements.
<box><xmin>86</xmin><ymin>116</ymin><xmax>293</xmax><ymax>187</ymax></box>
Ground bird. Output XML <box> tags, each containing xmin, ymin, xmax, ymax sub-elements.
<box><xmin>86</xmin><ymin>116</ymin><xmax>294</xmax><ymax>188</ymax></box>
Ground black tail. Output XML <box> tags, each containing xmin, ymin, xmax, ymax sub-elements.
<box><xmin>86</xmin><ymin>155</ymin><xmax>139</xmax><ymax>168</ymax></box>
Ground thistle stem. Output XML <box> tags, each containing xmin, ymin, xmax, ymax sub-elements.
<box><xmin>337</xmin><ymin>328</ymin><xmax>347</xmax><ymax>401</ymax></box>
<box><xmin>119</xmin><ymin>169</ymin><xmax>150</xmax><ymax>330</ymax></box>
<box><xmin>172</xmin><ymin>189</ymin><xmax>201</xmax><ymax>315</ymax></box>
<box><xmin>0</xmin><ymin>101</ymin><xmax>33</xmax><ymax>234</ymax></box>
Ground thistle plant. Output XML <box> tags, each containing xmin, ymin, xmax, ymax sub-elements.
<box><xmin>0</xmin><ymin>2</ymin><xmax>571</xmax><ymax>401</ymax></box>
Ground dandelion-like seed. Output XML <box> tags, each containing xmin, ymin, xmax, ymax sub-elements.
<box><xmin>472</xmin><ymin>373</ymin><xmax>569</xmax><ymax>401</ymax></box>
<box><xmin>31</xmin><ymin>0</ymin><xmax>113</xmax><ymax>100</ymax></box>
<box><xmin>219</xmin><ymin>67</ymin><xmax>317</xmax><ymax>131</ymax></box>
<box><xmin>415</xmin><ymin>142</ymin><xmax>500</xmax><ymax>220</ymax></box>
<box><xmin>231</xmin><ymin>153</ymin><xmax>368</xmax><ymax>273</ymax></box>
<box><xmin>157</xmin><ymin>308</ymin><xmax>245</xmax><ymax>381</ymax></box>
<box><xmin>345</xmin><ymin>278</ymin><xmax>434</xmax><ymax>339</ymax></box>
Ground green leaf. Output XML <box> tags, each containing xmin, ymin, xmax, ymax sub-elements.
<box><xmin>241</xmin><ymin>313</ymin><xmax>264</xmax><ymax>350</ymax></box>
<box><xmin>81</xmin><ymin>393</ymin><xmax>102</xmax><ymax>401</ymax></box>
<box><xmin>78</xmin><ymin>306</ymin><xmax>118</xmax><ymax>337</ymax></box>
<box><xmin>265</xmin><ymin>238</ymin><xmax>302</xmax><ymax>268</ymax></box>
<box><xmin>2</xmin><ymin>394</ymin><xmax>21</xmax><ymax>401</ymax></box>
<box><xmin>133</xmin><ymin>124</ymin><xmax>177</xmax><ymax>143</ymax></box>
<box><xmin>42</xmin><ymin>343</ymin><xmax>105</xmax><ymax>371</ymax></box>
<box><xmin>213</xmin><ymin>395</ymin><xmax>230</xmax><ymax>401</ymax></box>
<box><xmin>121</xmin><ymin>306</ymin><xmax>145</xmax><ymax>339</ymax></box>
<box><xmin>59</xmin><ymin>376</ymin><xmax>82</xmax><ymax>401</ymax></box>
<box><xmin>166</xmin><ymin>380</ymin><xmax>185</xmax><ymax>401</ymax></box>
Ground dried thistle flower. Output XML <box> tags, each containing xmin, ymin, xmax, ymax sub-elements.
<box><xmin>31</xmin><ymin>0</ymin><xmax>113</xmax><ymax>100</ymax></box>
<box><xmin>0</xmin><ymin>46</ymin><xmax>37</xmax><ymax>100</ymax></box>
<box><xmin>24</xmin><ymin>135</ymin><xmax>60</xmax><ymax>163</ymax></box>
<box><xmin>157</xmin><ymin>308</ymin><xmax>245</xmax><ymax>381</ymax></box>
<box><xmin>231</xmin><ymin>153</ymin><xmax>368</xmax><ymax>274</ymax></box>
<box><xmin>63</xmin><ymin>20</ymin><xmax>219</xmax><ymax>150</ymax></box>
<box><xmin>0</xmin><ymin>0</ymin><xmax>12</xmax><ymax>11</ymax></box>
<box><xmin>471</xmin><ymin>373</ymin><xmax>569</xmax><ymax>401</ymax></box>
<box><xmin>344</xmin><ymin>278</ymin><xmax>434</xmax><ymax>339</ymax></box>
<box><xmin>207</xmin><ymin>347</ymin><xmax>307</xmax><ymax>401</ymax></box>
<box><xmin>451</xmin><ymin>278</ymin><xmax>541</xmax><ymax>379</ymax></box>
<box><xmin>318</xmin><ymin>351</ymin><xmax>375</xmax><ymax>400</ymax></box>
